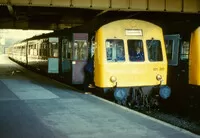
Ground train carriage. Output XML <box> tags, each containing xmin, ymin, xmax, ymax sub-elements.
<box><xmin>9</xmin><ymin>31</ymin><xmax>90</xmax><ymax>85</ymax></box>
<box><xmin>8</xmin><ymin>19</ymin><xmax>171</xmax><ymax>108</ymax></box>
<box><xmin>10</xmin><ymin>42</ymin><xmax>27</xmax><ymax>64</ymax></box>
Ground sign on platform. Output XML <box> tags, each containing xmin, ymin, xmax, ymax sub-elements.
<box><xmin>48</xmin><ymin>58</ymin><xmax>59</xmax><ymax>73</ymax></box>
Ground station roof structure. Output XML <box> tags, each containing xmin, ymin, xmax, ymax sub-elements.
<box><xmin>0</xmin><ymin>0</ymin><xmax>200</xmax><ymax>34</ymax></box>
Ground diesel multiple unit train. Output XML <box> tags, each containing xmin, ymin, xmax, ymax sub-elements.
<box><xmin>8</xmin><ymin>19</ymin><xmax>200</xmax><ymax>110</ymax></box>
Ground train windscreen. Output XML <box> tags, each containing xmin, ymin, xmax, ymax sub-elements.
<box><xmin>106</xmin><ymin>39</ymin><xmax>125</xmax><ymax>62</ymax></box>
<box><xmin>146</xmin><ymin>40</ymin><xmax>163</xmax><ymax>61</ymax></box>
<box><xmin>127</xmin><ymin>40</ymin><xmax>144</xmax><ymax>62</ymax></box>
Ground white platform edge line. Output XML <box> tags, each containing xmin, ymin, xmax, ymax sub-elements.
<box><xmin>89</xmin><ymin>94</ymin><xmax>200</xmax><ymax>138</ymax></box>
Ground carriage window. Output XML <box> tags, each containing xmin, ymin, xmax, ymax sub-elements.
<box><xmin>62</xmin><ymin>39</ymin><xmax>67</xmax><ymax>59</ymax></box>
<box><xmin>90</xmin><ymin>37</ymin><xmax>95</xmax><ymax>58</ymax></box>
<box><xmin>22</xmin><ymin>46</ymin><xmax>26</xmax><ymax>56</ymax></box>
<box><xmin>147</xmin><ymin>40</ymin><xmax>163</xmax><ymax>61</ymax></box>
<box><xmin>48</xmin><ymin>43</ymin><xmax>53</xmax><ymax>57</ymax></box>
<box><xmin>165</xmin><ymin>40</ymin><xmax>173</xmax><ymax>60</ymax></box>
<box><xmin>29</xmin><ymin>45</ymin><xmax>33</xmax><ymax>55</ymax></box>
<box><xmin>180</xmin><ymin>41</ymin><xmax>189</xmax><ymax>60</ymax></box>
<box><xmin>33</xmin><ymin>44</ymin><xmax>37</xmax><ymax>56</ymax></box>
<box><xmin>49</xmin><ymin>37</ymin><xmax>59</xmax><ymax>57</ymax></box>
<box><xmin>68</xmin><ymin>43</ymin><xmax>72</xmax><ymax>59</ymax></box>
<box><xmin>73</xmin><ymin>40</ymin><xmax>88</xmax><ymax>60</ymax></box>
<box><xmin>42</xmin><ymin>43</ymin><xmax>47</xmax><ymax>57</ymax></box>
<box><xmin>106</xmin><ymin>39</ymin><xmax>125</xmax><ymax>62</ymax></box>
<box><xmin>127</xmin><ymin>40</ymin><xmax>144</xmax><ymax>62</ymax></box>
<box><xmin>51</xmin><ymin>43</ymin><xmax>58</xmax><ymax>57</ymax></box>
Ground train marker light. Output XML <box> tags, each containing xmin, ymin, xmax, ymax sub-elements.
<box><xmin>156</xmin><ymin>74</ymin><xmax>162</xmax><ymax>81</ymax></box>
<box><xmin>110</xmin><ymin>76</ymin><xmax>117</xmax><ymax>83</ymax></box>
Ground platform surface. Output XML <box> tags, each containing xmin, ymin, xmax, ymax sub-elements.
<box><xmin>0</xmin><ymin>54</ymin><xmax>199</xmax><ymax>138</ymax></box>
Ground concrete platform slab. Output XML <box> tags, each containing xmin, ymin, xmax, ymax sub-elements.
<box><xmin>0</xmin><ymin>80</ymin><xmax>19</xmax><ymax>101</ymax></box>
<box><xmin>2</xmin><ymin>79</ymin><xmax>59</xmax><ymax>100</ymax></box>
<box><xmin>0</xmin><ymin>54</ymin><xmax>199</xmax><ymax>138</ymax></box>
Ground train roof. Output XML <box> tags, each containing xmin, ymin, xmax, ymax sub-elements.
<box><xmin>16</xmin><ymin>18</ymin><xmax>159</xmax><ymax>43</ymax></box>
<box><xmin>16</xmin><ymin>18</ymin><xmax>119</xmax><ymax>42</ymax></box>
<box><xmin>19</xmin><ymin>24</ymin><xmax>94</xmax><ymax>42</ymax></box>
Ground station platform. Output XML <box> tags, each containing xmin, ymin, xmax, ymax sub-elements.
<box><xmin>0</xmin><ymin>54</ymin><xmax>199</xmax><ymax>138</ymax></box>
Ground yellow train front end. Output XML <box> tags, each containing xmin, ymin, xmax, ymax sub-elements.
<box><xmin>94</xmin><ymin>19</ymin><xmax>170</xmax><ymax>107</ymax></box>
<box><xmin>189</xmin><ymin>27</ymin><xmax>200</xmax><ymax>86</ymax></box>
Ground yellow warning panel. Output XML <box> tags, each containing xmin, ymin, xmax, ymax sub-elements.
<box><xmin>189</xmin><ymin>27</ymin><xmax>200</xmax><ymax>85</ymax></box>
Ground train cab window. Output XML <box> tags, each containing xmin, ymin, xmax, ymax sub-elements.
<box><xmin>127</xmin><ymin>40</ymin><xmax>144</xmax><ymax>62</ymax></box>
<box><xmin>106</xmin><ymin>39</ymin><xmax>125</xmax><ymax>62</ymax></box>
<box><xmin>146</xmin><ymin>40</ymin><xmax>163</xmax><ymax>61</ymax></box>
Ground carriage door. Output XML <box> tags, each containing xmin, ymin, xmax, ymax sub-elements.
<box><xmin>164</xmin><ymin>34</ymin><xmax>180</xmax><ymax>66</ymax></box>
<box><xmin>61</xmin><ymin>38</ymin><xmax>71</xmax><ymax>74</ymax></box>
<box><xmin>164</xmin><ymin>34</ymin><xmax>181</xmax><ymax>85</ymax></box>
<box><xmin>48</xmin><ymin>37</ymin><xmax>59</xmax><ymax>74</ymax></box>
<box><xmin>72</xmin><ymin>33</ymin><xmax>88</xmax><ymax>84</ymax></box>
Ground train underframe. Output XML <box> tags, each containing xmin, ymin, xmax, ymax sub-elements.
<box><xmin>98</xmin><ymin>85</ymin><xmax>171</xmax><ymax>111</ymax></box>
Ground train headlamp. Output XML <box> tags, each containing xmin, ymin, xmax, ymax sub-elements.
<box><xmin>110</xmin><ymin>76</ymin><xmax>117</xmax><ymax>83</ymax></box>
<box><xmin>156</xmin><ymin>74</ymin><xmax>162</xmax><ymax>81</ymax></box>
